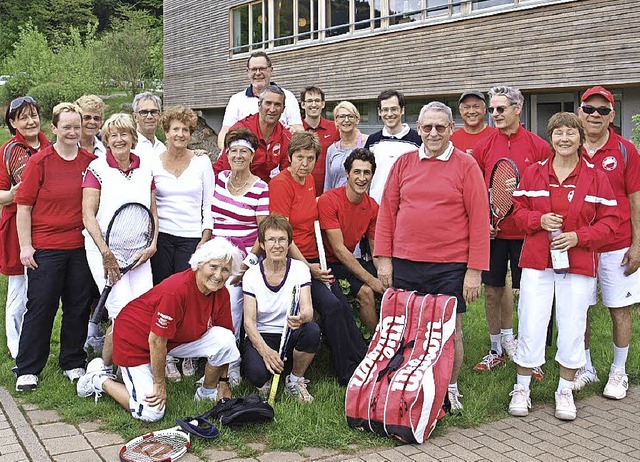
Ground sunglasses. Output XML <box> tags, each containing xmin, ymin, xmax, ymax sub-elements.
<box><xmin>488</xmin><ymin>104</ymin><xmax>516</xmax><ymax>114</ymax></box>
<box><xmin>580</xmin><ymin>105</ymin><xmax>612</xmax><ymax>116</ymax></box>
<box><xmin>9</xmin><ymin>96</ymin><xmax>37</xmax><ymax>111</ymax></box>
<box><xmin>82</xmin><ymin>115</ymin><xmax>103</xmax><ymax>122</ymax></box>
<box><xmin>419</xmin><ymin>123</ymin><xmax>450</xmax><ymax>134</ymax></box>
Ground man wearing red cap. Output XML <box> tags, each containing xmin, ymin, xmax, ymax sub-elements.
<box><xmin>574</xmin><ymin>86</ymin><xmax>640</xmax><ymax>400</ymax></box>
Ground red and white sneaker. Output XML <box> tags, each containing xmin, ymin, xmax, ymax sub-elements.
<box><xmin>473</xmin><ymin>350</ymin><xmax>506</xmax><ymax>371</ymax></box>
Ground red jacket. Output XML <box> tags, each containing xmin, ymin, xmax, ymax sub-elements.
<box><xmin>512</xmin><ymin>157</ymin><xmax>619</xmax><ymax>277</ymax></box>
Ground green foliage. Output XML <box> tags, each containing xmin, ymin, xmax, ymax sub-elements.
<box><xmin>28</xmin><ymin>83</ymin><xmax>66</xmax><ymax>119</ymax></box>
<box><xmin>632</xmin><ymin>114</ymin><xmax>640</xmax><ymax>148</ymax></box>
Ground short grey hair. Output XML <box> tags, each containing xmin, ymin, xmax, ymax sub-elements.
<box><xmin>259</xmin><ymin>85</ymin><xmax>286</xmax><ymax>103</ymax></box>
<box><xmin>188</xmin><ymin>237</ymin><xmax>243</xmax><ymax>275</ymax></box>
<box><xmin>489</xmin><ymin>86</ymin><xmax>524</xmax><ymax>106</ymax></box>
<box><xmin>132</xmin><ymin>92</ymin><xmax>162</xmax><ymax>113</ymax></box>
<box><xmin>418</xmin><ymin>102</ymin><xmax>453</xmax><ymax>123</ymax></box>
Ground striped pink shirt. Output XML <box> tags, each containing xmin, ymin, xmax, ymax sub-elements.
<box><xmin>212</xmin><ymin>170</ymin><xmax>269</xmax><ymax>249</ymax></box>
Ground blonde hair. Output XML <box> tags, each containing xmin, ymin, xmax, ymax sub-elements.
<box><xmin>333</xmin><ymin>101</ymin><xmax>360</xmax><ymax>119</ymax></box>
<box><xmin>161</xmin><ymin>105</ymin><xmax>198</xmax><ymax>134</ymax></box>
<box><xmin>52</xmin><ymin>102</ymin><xmax>82</xmax><ymax>127</ymax></box>
<box><xmin>101</xmin><ymin>113</ymin><xmax>138</xmax><ymax>148</ymax></box>
<box><xmin>75</xmin><ymin>95</ymin><xmax>105</xmax><ymax>114</ymax></box>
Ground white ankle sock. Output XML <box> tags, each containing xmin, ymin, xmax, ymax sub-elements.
<box><xmin>448</xmin><ymin>382</ymin><xmax>458</xmax><ymax>392</ymax></box>
<box><xmin>612</xmin><ymin>344</ymin><xmax>628</xmax><ymax>371</ymax></box>
<box><xmin>516</xmin><ymin>374</ymin><xmax>531</xmax><ymax>389</ymax></box>
<box><xmin>490</xmin><ymin>334</ymin><xmax>502</xmax><ymax>354</ymax></box>
<box><xmin>288</xmin><ymin>373</ymin><xmax>302</xmax><ymax>383</ymax></box>
<box><xmin>501</xmin><ymin>328</ymin><xmax>514</xmax><ymax>340</ymax></box>
<box><xmin>557</xmin><ymin>377</ymin><xmax>572</xmax><ymax>393</ymax></box>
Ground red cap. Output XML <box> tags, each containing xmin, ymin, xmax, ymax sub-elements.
<box><xmin>580</xmin><ymin>86</ymin><xmax>614</xmax><ymax>104</ymax></box>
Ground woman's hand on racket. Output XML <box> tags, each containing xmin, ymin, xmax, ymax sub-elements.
<box><xmin>102</xmin><ymin>250</ymin><xmax>121</xmax><ymax>285</ymax></box>
<box><xmin>261</xmin><ymin>346</ymin><xmax>284</xmax><ymax>374</ymax></box>
<box><xmin>145</xmin><ymin>382</ymin><xmax>167</xmax><ymax>410</ymax></box>
<box><xmin>8</xmin><ymin>182</ymin><xmax>20</xmax><ymax>201</ymax></box>
<box><xmin>551</xmin><ymin>231</ymin><xmax>578</xmax><ymax>251</ymax></box>
<box><xmin>287</xmin><ymin>313</ymin><xmax>303</xmax><ymax>330</ymax></box>
<box><xmin>132</xmin><ymin>245</ymin><xmax>157</xmax><ymax>269</ymax></box>
<box><xmin>541</xmin><ymin>213</ymin><xmax>563</xmax><ymax>232</ymax></box>
<box><xmin>20</xmin><ymin>245</ymin><xmax>37</xmax><ymax>270</ymax></box>
<box><xmin>489</xmin><ymin>224</ymin><xmax>499</xmax><ymax>239</ymax></box>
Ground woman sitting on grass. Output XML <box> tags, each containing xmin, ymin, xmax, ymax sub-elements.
<box><xmin>242</xmin><ymin>215</ymin><xmax>320</xmax><ymax>403</ymax></box>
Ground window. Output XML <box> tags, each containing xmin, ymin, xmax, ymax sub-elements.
<box><xmin>231</xmin><ymin>0</ymin><xmax>535</xmax><ymax>54</ymax></box>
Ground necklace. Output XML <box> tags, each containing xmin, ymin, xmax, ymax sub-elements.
<box><xmin>228</xmin><ymin>175</ymin><xmax>250</xmax><ymax>191</ymax></box>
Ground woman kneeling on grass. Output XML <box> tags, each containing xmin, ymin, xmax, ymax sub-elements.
<box><xmin>243</xmin><ymin>215</ymin><xmax>320</xmax><ymax>403</ymax></box>
<box><xmin>77</xmin><ymin>237</ymin><xmax>242</xmax><ymax>422</ymax></box>
<box><xmin>508</xmin><ymin>112</ymin><xmax>618</xmax><ymax>421</ymax></box>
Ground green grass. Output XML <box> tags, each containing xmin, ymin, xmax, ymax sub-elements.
<box><xmin>0</xmin><ymin>275</ymin><xmax>638</xmax><ymax>458</ymax></box>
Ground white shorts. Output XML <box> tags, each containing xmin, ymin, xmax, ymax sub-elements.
<box><xmin>514</xmin><ymin>268</ymin><xmax>594</xmax><ymax>370</ymax></box>
<box><xmin>85</xmin><ymin>238</ymin><xmax>153</xmax><ymax>319</ymax></box>
<box><xmin>121</xmin><ymin>326</ymin><xmax>239</xmax><ymax>422</ymax></box>
<box><xmin>591</xmin><ymin>247</ymin><xmax>640</xmax><ymax>308</ymax></box>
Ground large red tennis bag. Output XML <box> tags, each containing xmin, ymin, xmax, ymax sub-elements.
<box><xmin>345</xmin><ymin>288</ymin><xmax>457</xmax><ymax>443</ymax></box>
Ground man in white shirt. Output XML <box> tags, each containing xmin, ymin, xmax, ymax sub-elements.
<box><xmin>217</xmin><ymin>51</ymin><xmax>303</xmax><ymax>150</ymax></box>
<box><xmin>132</xmin><ymin>92</ymin><xmax>166</xmax><ymax>159</ymax></box>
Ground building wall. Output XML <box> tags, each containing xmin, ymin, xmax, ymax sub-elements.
<box><xmin>164</xmin><ymin>0</ymin><xmax>640</xmax><ymax>138</ymax></box>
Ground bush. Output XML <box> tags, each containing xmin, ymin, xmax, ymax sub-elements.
<box><xmin>28</xmin><ymin>82</ymin><xmax>67</xmax><ymax>119</ymax></box>
<box><xmin>0</xmin><ymin>73</ymin><xmax>32</xmax><ymax>102</ymax></box>
<box><xmin>632</xmin><ymin>114</ymin><xmax>640</xmax><ymax>148</ymax></box>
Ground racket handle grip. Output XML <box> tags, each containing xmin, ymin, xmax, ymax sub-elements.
<box><xmin>90</xmin><ymin>285</ymin><xmax>113</xmax><ymax>324</ymax></box>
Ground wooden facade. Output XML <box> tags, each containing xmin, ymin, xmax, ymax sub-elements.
<box><xmin>164</xmin><ymin>0</ymin><xmax>640</xmax><ymax>134</ymax></box>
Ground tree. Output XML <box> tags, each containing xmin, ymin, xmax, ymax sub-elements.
<box><xmin>632</xmin><ymin>114</ymin><xmax>640</xmax><ymax>148</ymax></box>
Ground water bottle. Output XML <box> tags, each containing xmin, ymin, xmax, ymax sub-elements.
<box><xmin>549</xmin><ymin>229</ymin><xmax>569</xmax><ymax>274</ymax></box>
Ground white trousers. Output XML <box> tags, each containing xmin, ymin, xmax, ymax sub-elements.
<box><xmin>121</xmin><ymin>326</ymin><xmax>239</xmax><ymax>422</ymax></box>
<box><xmin>514</xmin><ymin>268</ymin><xmax>594</xmax><ymax>370</ymax></box>
<box><xmin>5</xmin><ymin>273</ymin><xmax>27</xmax><ymax>358</ymax></box>
<box><xmin>85</xmin><ymin>240</ymin><xmax>153</xmax><ymax>319</ymax></box>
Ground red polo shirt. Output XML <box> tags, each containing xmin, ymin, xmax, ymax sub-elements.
<box><xmin>304</xmin><ymin>117</ymin><xmax>339</xmax><ymax>195</ymax></box>
<box><xmin>214</xmin><ymin>113</ymin><xmax>291</xmax><ymax>183</ymax></box>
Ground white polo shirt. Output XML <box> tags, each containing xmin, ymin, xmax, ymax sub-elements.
<box><xmin>222</xmin><ymin>84</ymin><xmax>303</xmax><ymax>129</ymax></box>
<box><xmin>133</xmin><ymin>131</ymin><xmax>166</xmax><ymax>162</ymax></box>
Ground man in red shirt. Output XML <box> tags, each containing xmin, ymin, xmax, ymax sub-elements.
<box><xmin>573</xmin><ymin>86</ymin><xmax>640</xmax><ymax>400</ymax></box>
<box><xmin>318</xmin><ymin>148</ymin><xmax>382</xmax><ymax>334</ymax></box>
<box><xmin>214</xmin><ymin>85</ymin><xmax>291</xmax><ymax>183</ymax></box>
<box><xmin>76</xmin><ymin>238</ymin><xmax>241</xmax><ymax>422</ymax></box>
<box><xmin>375</xmin><ymin>101</ymin><xmax>490</xmax><ymax>412</ymax></box>
<box><xmin>301</xmin><ymin>85</ymin><xmax>339</xmax><ymax>195</ymax></box>
<box><xmin>450</xmin><ymin>90</ymin><xmax>497</xmax><ymax>155</ymax></box>
<box><xmin>472</xmin><ymin>86</ymin><xmax>552</xmax><ymax>375</ymax></box>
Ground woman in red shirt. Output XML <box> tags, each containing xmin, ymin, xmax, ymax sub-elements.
<box><xmin>0</xmin><ymin>96</ymin><xmax>51</xmax><ymax>360</ymax></box>
<box><xmin>14</xmin><ymin>102</ymin><xmax>97</xmax><ymax>392</ymax></box>
<box><xmin>269</xmin><ymin>131</ymin><xmax>366</xmax><ymax>385</ymax></box>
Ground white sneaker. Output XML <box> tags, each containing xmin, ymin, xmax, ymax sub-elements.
<box><xmin>573</xmin><ymin>366</ymin><xmax>599</xmax><ymax>391</ymax></box>
<box><xmin>501</xmin><ymin>337</ymin><xmax>518</xmax><ymax>361</ymax></box>
<box><xmin>554</xmin><ymin>387</ymin><xmax>576</xmax><ymax>421</ymax></box>
<box><xmin>228</xmin><ymin>364</ymin><xmax>241</xmax><ymax>387</ymax></box>
<box><xmin>16</xmin><ymin>374</ymin><xmax>38</xmax><ymax>392</ymax></box>
<box><xmin>448</xmin><ymin>388</ymin><xmax>463</xmax><ymax>413</ymax></box>
<box><xmin>182</xmin><ymin>358</ymin><xmax>197</xmax><ymax>377</ymax></box>
<box><xmin>603</xmin><ymin>366</ymin><xmax>628</xmax><ymax>400</ymax></box>
<box><xmin>77</xmin><ymin>358</ymin><xmax>114</xmax><ymax>403</ymax></box>
<box><xmin>194</xmin><ymin>386</ymin><xmax>218</xmax><ymax>402</ymax></box>
<box><xmin>165</xmin><ymin>357</ymin><xmax>182</xmax><ymax>382</ymax></box>
<box><xmin>284</xmin><ymin>376</ymin><xmax>314</xmax><ymax>404</ymax></box>
<box><xmin>508</xmin><ymin>384</ymin><xmax>531</xmax><ymax>417</ymax></box>
<box><xmin>63</xmin><ymin>367</ymin><xmax>86</xmax><ymax>383</ymax></box>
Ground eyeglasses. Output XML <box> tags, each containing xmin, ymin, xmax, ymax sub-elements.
<box><xmin>82</xmin><ymin>115</ymin><xmax>102</xmax><ymax>122</ymax></box>
<box><xmin>9</xmin><ymin>96</ymin><xmax>37</xmax><ymax>111</ymax></box>
<box><xmin>580</xmin><ymin>105</ymin><xmax>612</xmax><ymax>116</ymax></box>
<box><xmin>248</xmin><ymin>66</ymin><xmax>270</xmax><ymax>73</ymax></box>
<box><xmin>379</xmin><ymin>106</ymin><xmax>401</xmax><ymax>114</ymax></box>
<box><xmin>137</xmin><ymin>109</ymin><xmax>160</xmax><ymax>117</ymax></box>
<box><xmin>304</xmin><ymin>99</ymin><xmax>323</xmax><ymax>104</ymax></box>
<box><xmin>266</xmin><ymin>237</ymin><xmax>289</xmax><ymax>246</ymax></box>
<box><xmin>418</xmin><ymin>123</ymin><xmax>450</xmax><ymax>134</ymax></box>
<box><xmin>336</xmin><ymin>114</ymin><xmax>357</xmax><ymax>121</ymax></box>
<box><xmin>488</xmin><ymin>104</ymin><xmax>517</xmax><ymax>114</ymax></box>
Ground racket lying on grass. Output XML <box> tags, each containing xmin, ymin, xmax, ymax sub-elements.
<box><xmin>89</xmin><ymin>202</ymin><xmax>155</xmax><ymax>327</ymax></box>
<box><xmin>119</xmin><ymin>412</ymin><xmax>219</xmax><ymax>462</ymax></box>
<box><xmin>4</xmin><ymin>141</ymin><xmax>32</xmax><ymax>185</ymax></box>
<box><xmin>268</xmin><ymin>284</ymin><xmax>301</xmax><ymax>406</ymax></box>
<box><xmin>489</xmin><ymin>158</ymin><xmax>520</xmax><ymax>229</ymax></box>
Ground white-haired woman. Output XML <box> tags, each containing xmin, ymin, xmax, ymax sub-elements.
<box><xmin>82</xmin><ymin>113</ymin><xmax>158</xmax><ymax>368</ymax></box>
<box><xmin>77</xmin><ymin>237</ymin><xmax>243</xmax><ymax>422</ymax></box>
<box><xmin>324</xmin><ymin>101</ymin><xmax>367</xmax><ymax>191</ymax></box>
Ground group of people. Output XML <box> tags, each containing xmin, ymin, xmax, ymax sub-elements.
<box><xmin>0</xmin><ymin>49</ymin><xmax>637</xmax><ymax>426</ymax></box>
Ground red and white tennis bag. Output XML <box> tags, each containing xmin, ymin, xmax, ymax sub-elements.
<box><xmin>345</xmin><ymin>288</ymin><xmax>457</xmax><ymax>444</ymax></box>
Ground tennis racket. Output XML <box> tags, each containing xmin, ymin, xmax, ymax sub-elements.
<box><xmin>268</xmin><ymin>284</ymin><xmax>301</xmax><ymax>406</ymax></box>
<box><xmin>119</xmin><ymin>426</ymin><xmax>189</xmax><ymax>462</ymax></box>
<box><xmin>89</xmin><ymin>202</ymin><xmax>155</xmax><ymax>325</ymax></box>
<box><xmin>488</xmin><ymin>158</ymin><xmax>520</xmax><ymax>229</ymax></box>
<box><xmin>4</xmin><ymin>141</ymin><xmax>32</xmax><ymax>185</ymax></box>
<box><xmin>313</xmin><ymin>220</ymin><xmax>331</xmax><ymax>288</ymax></box>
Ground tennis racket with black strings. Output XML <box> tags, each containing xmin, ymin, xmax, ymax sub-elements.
<box><xmin>89</xmin><ymin>202</ymin><xmax>155</xmax><ymax>328</ymax></box>
<box><xmin>268</xmin><ymin>284</ymin><xmax>301</xmax><ymax>406</ymax></box>
<box><xmin>4</xmin><ymin>141</ymin><xmax>32</xmax><ymax>186</ymax></box>
<box><xmin>489</xmin><ymin>158</ymin><xmax>520</xmax><ymax>230</ymax></box>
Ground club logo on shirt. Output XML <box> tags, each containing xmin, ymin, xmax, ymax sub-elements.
<box><xmin>324</xmin><ymin>134</ymin><xmax>331</xmax><ymax>139</ymax></box>
<box><xmin>271</xmin><ymin>143</ymin><xmax>281</xmax><ymax>157</ymax></box>
<box><xmin>567</xmin><ymin>190</ymin><xmax>575</xmax><ymax>202</ymax></box>
<box><xmin>602</xmin><ymin>156</ymin><xmax>617</xmax><ymax>171</ymax></box>
<box><xmin>155</xmin><ymin>312</ymin><xmax>173</xmax><ymax>329</ymax></box>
